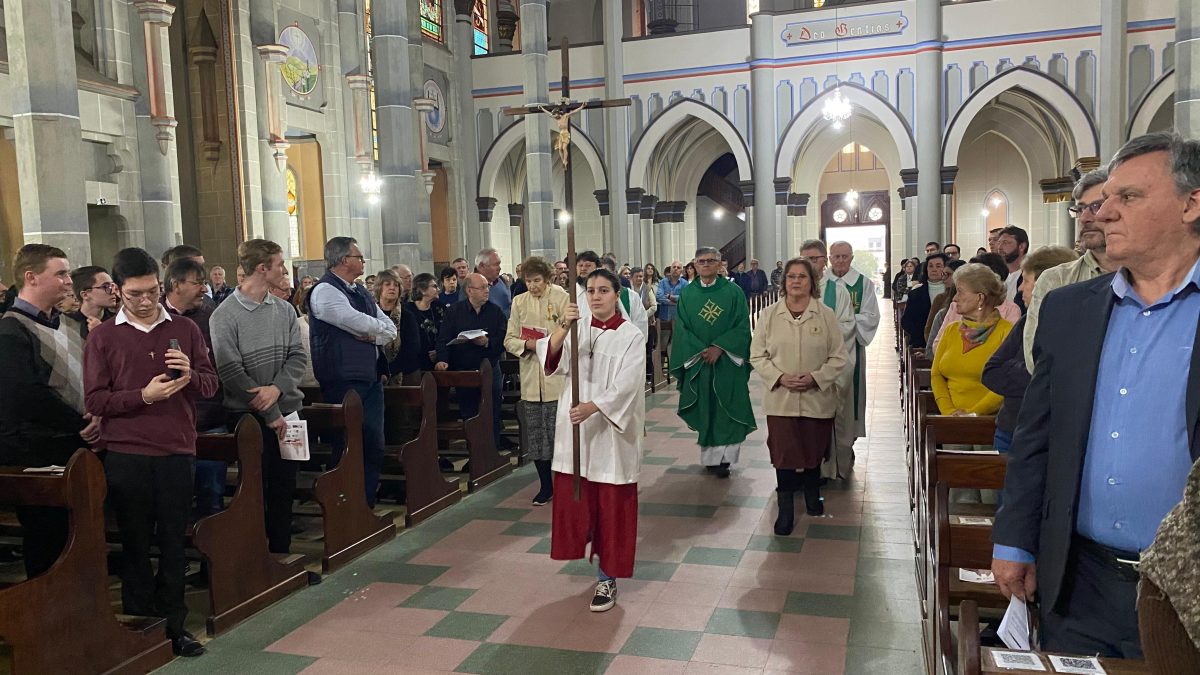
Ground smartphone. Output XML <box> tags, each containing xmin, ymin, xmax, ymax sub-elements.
<box><xmin>166</xmin><ymin>338</ymin><xmax>182</xmax><ymax>379</ymax></box>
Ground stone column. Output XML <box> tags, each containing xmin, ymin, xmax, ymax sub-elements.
<box><xmin>254</xmin><ymin>44</ymin><xmax>292</xmax><ymax>260</ymax></box>
<box><xmin>1178</xmin><ymin>0</ymin><xmax>1200</xmax><ymax>137</ymax></box>
<box><xmin>940</xmin><ymin>167</ymin><xmax>957</xmax><ymax>245</ymax></box>
<box><xmin>373</xmin><ymin>0</ymin><xmax>422</xmax><ymax>268</ymax></box>
<box><xmin>914</xmin><ymin>0</ymin><xmax>942</xmax><ymax>244</ymax></box>
<box><xmin>626</xmin><ymin>189</ymin><xmax>646</xmax><ymax>266</ymax></box>
<box><xmin>1099</xmin><ymin>0</ymin><xmax>1128</xmax><ymax>159</ymax></box>
<box><xmin>640</xmin><ymin>193</ymin><xmax>659</xmax><ymax>265</ymax></box>
<box><xmin>788</xmin><ymin>193</ymin><xmax>811</xmax><ymax>254</ymax></box>
<box><xmin>453</xmin><ymin>4</ymin><xmax>485</xmax><ymax>257</ymax></box>
<box><xmin>408</xmin><ymin>0</ymin><xmax>433</xmax><ymax>269</ymax></box>
<box><xmin>773</xmin><ymin>177</ymin><xmax>790</xmax><ymax>260</ymax></box>
<box><xmin>603</xmin><ymin>0</ymin><xmax>633</xmax><ymax>265</ymax></box>
<box><xmin>338</xmin><ymin>0</ymin><xmax>373</xmax><ymax>259</ymax></box>
<box><xmin>4</xmin><ymin>0</ymin><xmax>91</xmax><ymax>262</ymax></box>
<box><xmin>749</xmin><ymin>12</ymin><xmax>776</xmax><ymax>268</ymax></box>
<box><xmin>132</xmin><ymin>0</ymin><xmax>183</xmax><ymax>258</ymax></box>
<box><xmin>521</xmin><ymin>0</ymin><xmax>555</xmax><ymax>260</ymax></box>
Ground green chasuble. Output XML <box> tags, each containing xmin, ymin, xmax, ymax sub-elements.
<box><xmin>670</xmin><ymin>276</ymin><xmax>757</xmax><ymax>447</ymax></box>
<box><xmin>841</xmin><ymin>274</ymin><xmax>866</xmax><ymax>421</ymax></box>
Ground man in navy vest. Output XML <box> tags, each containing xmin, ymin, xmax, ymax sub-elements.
<box><xmin>307</xmin><ymin>237</ymin><xmax>396</xmax><ymax>506</ymax></box>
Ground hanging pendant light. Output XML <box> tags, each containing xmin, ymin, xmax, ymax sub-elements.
<box><xmin>823</xmin><ymin>89</ymin><xmax>853</xmax><ymax>128</ymax></box>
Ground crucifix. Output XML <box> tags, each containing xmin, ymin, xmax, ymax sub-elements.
<box><xmin>503</xmin><ymin>38</ymin><xmax>631</xmax><ymax>500</ymax></box>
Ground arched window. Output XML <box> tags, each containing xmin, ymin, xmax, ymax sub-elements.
<box><xmin>471</xmin><ymin>0</ymin><xmax>489</xmax><ymax>55</ymax></box>
<box><xmin>421</xmin><ymin>0</ymin><xmax>445</xmax><ymax>43</ymax></box>
<box><xmin>983</xmin><ymin>189</ymin><xmax>1009</xmax><ymax>233</ymax></box>
<box><xmin>286</xmin><ymin>167</ymin><xmax>302</xmax><ymax>258</ymax></box>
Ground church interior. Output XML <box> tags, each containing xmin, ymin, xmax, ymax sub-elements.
<box><xmin>0</xmin><ymin>0</ymin><xmax>1197</xmax><ymax>672</ymax></box>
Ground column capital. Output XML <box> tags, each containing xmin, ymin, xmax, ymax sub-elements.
<box><xmin>738</xmin><ymin>181</ymin><xmax>756</xmax><ymax>207</ymax></box>
<box><xmin>189</xmin><ymin>45</ymin><xmax>218</xmax><ymax>65</ymax></box>
<box><xmin>625</xmin><ymin>187</ymin><xmax>645</xmax><ymax>213</ymax></box>
<box><xmin>787</xmin><ymin>192</ymin><xmax>810</xmax><ymax>217</ymax></box>
<box><xmin>773</xmin><ymin>177</ymin><xmax>792</xmax><ymax>206</ymax></box>
<box><xmin>134</xmin><ymin>0</ymin><xmax>175</xmax><ymax>26</ymax></box>
<box><xmin>594</xmin><ymin>189</ymin><xmax>611</xmax><ymax>217</ymax></box>
<box><xmin>639</xmin><ymin>194</ymin><xmax>658</xmax><ymax>220</ymax></box>
<box><xmin>257</xmin><ymin>44</ymin><xmax>290</xmax><ymax>63</ymax></box>
<box><xmin>477</xmin><ymin>196</ymin><xmax>499</xmax><ymax>222</ymax></box>
<box><xmin>346</xmin><ymin>74</ymin><xmax>372</xmax><ymax>90</ymax></box>
<box><xmin>1039</xmin><ymin>176</ymin><xmax>1076</xmax><ymax>203</ymax></box>
<box><xmin>1072</xmin><ymin>156</ymin><xmax>1102</xmax><ymax>178</ymax></box>
<box><xmin>508</xmin><ymin>203</ymin><xmax>526</xmax><ymax>227</ymax></box>
<box><xmin>899</xmin><ymin>168</ymin><xmax>920</xmax><ymax>199</ymax></box>
<box><xmin>939</xmin><ymin>166</ymin><xmax>958</xmax><ymax>195</ymax></box>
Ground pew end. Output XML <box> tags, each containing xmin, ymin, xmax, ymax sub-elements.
<box><xmin>384</xmin><ymin>374</ymin><xmax>463</xmax><ymax>527</ymax></box>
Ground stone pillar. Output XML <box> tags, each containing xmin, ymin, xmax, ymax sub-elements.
<box><xmin>603</xmin><ymin>0</ymin><xmax>633</xmax><ymax>265</ymax></box>
<box><xmin>626</xmin><ymin>189</ymin><xmax>646</xmax><ymax>266</ymax></box>
<box><xmin>4</xmin><ymin>0</ymin><xmax>91</xmax><ymax>262</ymax></box>
<box><xmin>788</xmin><ymin>193</ymin><xmax>811</xmax><ymax>255</ymax></box>
<box><xmin>408</xmin><ymin>0</ymin><xmax>433</xmax><ymax>269</ymax></box>
<box><xmin>453</xmin><ymin>4</ymin><xmax>485</xmax><ymax>257</ymax></box>
<box><xmin>1099</xmin><ymin>0</ymin><xmax>1128</xmax><ymax>159</ymax></box>
<box><xmin>641</xmin><ymin>194</ymin><xmax>659</xmax><ymax>265</ymax></box>
<box><xmin>940</xmin><ymin>167</ymin><xmax>957</xmax><ymax>245</ymax></box>
<box><xmin>773</xmin><ymin>177</ymin><xmax>790</xmax><ymax>260</ymax></box>
<box><xmin>1178</xmin><ymin>0</ymin><xmax>1200</xmax><ymax>137</ymax></box>
<box><xmin>520</xmin><ymin>0</ymin><xmax>555</xmax><ymax>261</ymax></box>
<box><xmin>374</xmin><ymin>0</ymin><xmax>422</xmax><ymax>268</ymax></box>
<box><xmin>254</xmin><ymin>44</ymin><xmax>292</xmax><ymax>261</ymax></box>
<box><xmin>914</xmin><ymin>0</ymin><xmax>942</xmax><ymax>245</ymax></box>
<box><xmin>749</xmin><ymin>12</ymin><xmax>777</xmax><ymax>268</ymax></box>
<box><xmin>132</xmin><ymin>0</ymin><xmax>183</xmax><ymax>258</ymax></box>
<box><xmin>338</xmin><ymin>0</ymin><xmax>373</xmax><ymax>260</ymax></box>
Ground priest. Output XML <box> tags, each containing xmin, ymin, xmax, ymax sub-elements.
<box><xmin>670</xmin><ymin>247</ymin><xmax>756</xmax><ymax>478</ymax></box>
<box><xmin>798</xmin><ymin>240</ymin><xmax>857</xmax><ymax>480</ymax></box>
<box><xmin>538</xmin><ymin>268</ymin><xmax>646</xmax><ymax>613</ymax></box>
<box><xmin>828</xmin><ymin>242</ymin><xmax>880</xmax><ymax>476</ymax></box>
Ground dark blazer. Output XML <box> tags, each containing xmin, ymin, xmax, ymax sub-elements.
<box><xmin>993</xmin><ymin>273</ymin><xmax>1200</xmax><ymax>612</ymax></box>
<box><xmin>900</xmin><ymin>283</ymin><xmax>934</xmax><ymax>348</ymax></box>
<box><xmin>981</xmin><ymin>315</ymin><xmax>1030</xmax><ymax>433</ymax></box>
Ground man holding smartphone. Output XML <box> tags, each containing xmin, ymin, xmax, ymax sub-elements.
<box><xmin>84</xmin><ymin>247</ymin><xmax>218</xmax><ymax>658</ymax></box>
<box><xmin>210</xmin><ymin>239</ymin><xmax>308</xmax><ymax>554</ymax></box>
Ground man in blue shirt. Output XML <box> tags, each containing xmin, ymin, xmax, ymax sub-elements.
<box><xmin>992</xmin><ymin>132</ymin><xmax>1200</xmax><ymax>658</ymax></box>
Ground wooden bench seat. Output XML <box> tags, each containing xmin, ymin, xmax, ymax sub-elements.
<box><xmin>431</xmin><ymin>359</ymin><xmax>513</xmax><ymax>491</ymax></box>
<box><xmin>383</xmin><ymin>373</ymin><xmax>462</xmax><ymax>526</ymax></box>
<box><xmin>0</xmin><ymin>450</ymin><xmax>174</xmax><ymax>674</ymax></box>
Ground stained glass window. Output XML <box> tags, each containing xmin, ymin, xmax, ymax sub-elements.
<box><xmin>471</xmin><ymin>0</ymin><xmax>489</xmax><ymax>55</ymax></box>
<box><xmin>365</xmin><ymin>0</ymin><xmax>379</xmax><ymax>160</ymax></box>
<box><xmin>286</xmin><ymin>168</ymin><xmax>301</xmax><ymax>258</ymax></box>
<box><xmin>421</xmin><ymin>0</ymin><xmax>444</xmax><ymax>43</ymax></box>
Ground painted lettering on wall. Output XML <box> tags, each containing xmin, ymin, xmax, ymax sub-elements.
<box><xmin>781</xmin><ymin>12</ymin><xmax>909</xmax><ymax>46</ymax></box>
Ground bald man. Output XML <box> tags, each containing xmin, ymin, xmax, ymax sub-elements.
<box><xmin>390</xmin><ymin>264</ymin><xmax>413</xmax><ymax>296</ymax></box>
<box><xmin>436</xmin><ymin>272</ymin><xmax>508</xmax><ymax>448</ymax></box>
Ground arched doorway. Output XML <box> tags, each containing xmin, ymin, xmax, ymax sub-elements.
<box><xmin>818</xmin><ymin>145</ymin><xmax>890</xmax><ymax>294</ymax></box>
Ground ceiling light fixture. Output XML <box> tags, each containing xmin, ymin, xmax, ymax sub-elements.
<box><xmin>822</xmin><ymin>90</ymin><xmax>853</xmax><ymax>127</ymax></box>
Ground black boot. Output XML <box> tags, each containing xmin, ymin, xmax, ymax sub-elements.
<box><xmin>802</xmin><ymin>470</ymin><xmax>824</xmax><ymax>516</ymax></box>
<box><xmin>774</xmin><ymin>491</ymin><xmax>795</xmax><ymax>536</ymax></box>
<box><xmin>532</xmin><ymin>460</ymin><xmax>554</xmax><ymax>506</ymax></box>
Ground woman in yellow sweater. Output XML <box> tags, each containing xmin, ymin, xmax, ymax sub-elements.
<box><xmin>931</xmin><ymin>263</ymin><xmax>1012</xmax><ymax>415</ymax></box>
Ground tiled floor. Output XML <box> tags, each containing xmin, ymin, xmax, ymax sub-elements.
<box><xmin>156</xmin><ymin>301</ymin><xmax>921</xmax><ymax>675</ymax></box>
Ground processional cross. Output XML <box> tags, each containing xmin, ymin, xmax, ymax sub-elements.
<box><xmin>503</xmin><ymin>38</ymin><xmax>631</xmax><ymax>499</ymax></box>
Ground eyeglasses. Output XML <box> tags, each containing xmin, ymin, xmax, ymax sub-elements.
<box><xmin>1067</xmin><ymin>198</ymin><xmax>1105</xmax><ymax>218</ymax></box>
<box><xmin>343</xmin><ymin>255</ymin><xmax>366</xmax><ymax>262</ymax></box>
<box><xmin>801</xmin><ymin>255</ymin><xmax>827</xmax><ymax>263</ymax></box>
<box><xmin>122</xmin><ymin>287</ymin><xmax>161</xmax><ymax>302</ymax></box>
<box><xmin>695</xmin><ymin>258</ymin><xmax>720</xmax><ymax>265</ymax></box>
<box><xmin>88</xmin><ymin>282</ymin><xmax>116</xmax><ymax>294</ymax></box>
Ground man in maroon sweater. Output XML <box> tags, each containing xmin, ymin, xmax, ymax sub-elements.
<box><xmin>84</xmin><ymin>248</ymin><xmax>218</xmax><ymax>658</ymax></box>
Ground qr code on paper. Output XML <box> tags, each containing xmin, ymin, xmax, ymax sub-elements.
<box><xmin>1048</xmin><ymin>654</ymin><xmax>1106</xmax><ymax>674</ymax></box>
<box><xmin>994</xmin><ymin>650</ymin><xmax>1046</xmax><ymax>670</ymax></box>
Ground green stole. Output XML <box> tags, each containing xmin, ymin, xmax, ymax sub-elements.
<box><xmin>821</xmin><ymin>277</ymin><xmax>838</xmax><ymax>310</ymax></box>
<box><xmin>620</xmin><ymin>287</ymin><xmax>631</xmax><ymax>314</ymax></box>
<box><xmin>831</xmin><ymin>274</ymin><xmax>867</xmax><ymax>421</ymax></box>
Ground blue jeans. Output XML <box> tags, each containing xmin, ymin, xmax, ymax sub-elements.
<box><xmin>993</xmin><ymin>428</ymin><xmax>1013</xmax><ymax>454</ymax></box>
<box><xmin>194</xmin><ymin>425</ymin><xmax>229</xmax><ymax>516</ymax></box>
<box><xmin>320</xmin><ymin>379</ymin><xmax>386</xmax><ymax>507</ymax></box>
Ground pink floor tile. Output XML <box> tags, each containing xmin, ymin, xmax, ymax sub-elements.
<box><xmin>395</xmin><ymin>636</ymin><xmax>481</xmax><ymax>671</ymax></box>
<box><xmin>682</xmin><ymin>663</ymin><xmax>764</xmax><ymax>675</ymax></box>
<box><xmin>605</xmin><ymin>655</ymin><xmax>689</xmax><ymax>675</ymax></box>
<box><xmin>717</xmin><ymin>586</ymin><xmax>789</xmax><ymax>613</ymax></box>
<box><xmin>793</xmin><ymin>552</ymin><xmax>858</xmax><ymax>576</ymax></box>
<box><xmin>773</xmin><ymin>615</ymin><xmax>850</xmax><ymax>644</ymax></box>
<box><xmin>670</xmin><ymin>563</ymin><xmax>737</xmax><ymax>586</ymax></box>
<box><xmin>793</xmin><ymin>538</ymin><xmax>859</xmax><ymax>559</ymax></box>
<box><xmin>654</xmin><ymin>581</ymin><xmax>727</xmax><ymax>607</ymax></box>
<box><xmin>726</xmin><ymin>567</ymin><xmax>795</xmax><ymax>591</ymax></box>
<box><xmin>299</xmin><ymin>658</ymin><xmax>446</xmax><ymax>675</ymax></box>
<box><xmin>690</xmin><ymin>634</ymin><xmax>774</xmax><ymax>668</ymax></box>
<box><xmin>764</xmin><ymin>639</ymin><xmax>847</xmax><ymax>674</ymax></box>
<box><xmin>786</xmin><ymin>571</ymin><xmax>856</xmax><ymax>596</ymax></box>
<box><xmin>638</xmin><ymin>603</ymin><xmax>717</xmax><ymax>632</ymax></box>
<box><xmin>269</xmin><ymin>626</ymin><xmax>418</xmax><ymax>661</ymax></box>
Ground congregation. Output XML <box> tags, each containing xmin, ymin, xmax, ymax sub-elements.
<box><xmin>0</xmin><ymin>130</ymin><xmax>1198</xmax><ymax>675</ymax></box>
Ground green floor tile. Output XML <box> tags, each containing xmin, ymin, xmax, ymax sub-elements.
<box><xmin>848</xmin><ymin>617</ymin><xmax>923</xmax><ymax>649</ymax></box>
<box><xmin>783</xmin><ymin>591</ymin><xmax>855</xmax><ymax>618</ymax></box>
<box><xmin>855</xmin><ymin>556</ymin><xmax>915</xmax><ymax>579</ymax></box>
<box><xmin>456</xmin><ymin>643</ymin><xmax>613</xmax><ymax>675</ymax></box>
<box><xmin>632</xmin><ymin>560</ymin><xmax>679</xmax><ymax>581</ymax></box>
<box><xmin>844</xmin><ymin>645</ymin><xmax>924</xmax><ymax>675</ymax></box>
<box><xmin>468</xmin><ymin>507</ymin><xmax>532</xmax><ymax>522</ymax></box>
<box><xmin>352</xmin><ymin>561</ymin><xmax>450</xmax><ymax>586</ymax></box>
<box><xmin>558</xmin><ymin>558</ymin><xmax>598</xmax><ymax>576</ymax></box>
<box><xmin>682</xmin><ymin>546</ymin><xmax>743</xmax><ymax>567</ymax></box>
<box><xmin>638</xmin><ymin>502</ymin><xmax>719</xmax><ymax>518</ymax></box>
<box><xmin>664</xmin><ymin>465</ymin><xmax>704</xmax><ymax>475</ymax></box>
<box><xmin>502</xmin><ymin>521</ymin><xmax>552</xmax><ymax>537</ymax></box>
<box><xmin>401</xmin><ymin>585</ymin><xmax>477</xmax><ymax>611</ymax></box>
<box><xmin>670</xmin><ymin>432</ymin><xmax>696</xmax><ymax>439</ymax></box>
<box><xmin>527</xmin><ymin>537</ymin><xmax>552</xmax><ymax>554</ymax></box>
<box><xmin>642</xmin><ymin>456</ymin><xmax>678</xmax><ymax>465</ymax></box>
<box><xmin>425</xmin><ymin>611</ymin><xmax>508</xmax><ymax>641</ymax></box>
<box><xmin>619</xmin><ymin>627</ymin><xmax>702</xmax><ymax>661</ymax></box>
<box><xmin>805</xmin><ymin>524</ymin><xmax>862</xmax><ymax>541</ymax></box>
<box><xmin>746</xmin><ymin>534</ymin><xmax>806</xmax><ymax>553</ymax></box>
<box><xmin>155</xmin><ymin>649</ymin><xmax>316</xmax><ymax>675</ymax></box>
<box><xmin>723</xmin><ymin>494</ymin><xmax>770</xmax><ymax>508</ymax></box>
<box><xmin>704</xmin><ymin>607</ymin><xmax>781</xmax><ymax>639</ymax></box>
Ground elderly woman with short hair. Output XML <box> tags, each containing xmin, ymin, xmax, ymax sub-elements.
<box><xmin>373</xmin><ymin>270</ymin><xmax>422</xmax><ymax>384</ymax></box>
<box><xmin>749</xmin><ymin>258</ymin><xmax>848</xmax><ymax>535</ymax></box>
<box><xmin>930</xmin><ymin>263</ymin><xmax>1012</xmax><ymax>416</ymax></box>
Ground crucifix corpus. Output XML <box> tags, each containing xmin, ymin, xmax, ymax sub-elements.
<box><xmin>503</xmin><ymin>38</ymin><xmax>631</xmax><ymax>499</ymax></box>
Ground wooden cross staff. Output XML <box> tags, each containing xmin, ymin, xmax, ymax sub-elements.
<box><xmin>504</xmin><ymin>38</ymin><xmax>631</xmax><ymax>500</ymax></box>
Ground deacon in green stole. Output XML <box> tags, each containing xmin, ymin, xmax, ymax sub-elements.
<box><xmin>670</xmin><ymin>249</ymin><xmax>756</xmax><ymax>476</ymax></box>
<box><xmin>799</xmin><ymin>241</ymin><xmax>858</xmax><ymax>480</ymax></box>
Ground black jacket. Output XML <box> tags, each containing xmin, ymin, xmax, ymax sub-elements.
<box><xmin>900</xmin><ymin>283</ymin><xmax>935</xmax><ymax>348</ymax></box>
<box><xmin>436</xmin><ymin>300</ymin><xmax>506</xmax><ymax>371</ymax></box>
<box><xmin>993</xmin><ymin>274</ymin><xmax>1200</xmax><ymax>612</ymax></box>
<box><xmin>980</xmin><ymin>315</ymin><xmax>1030</xmax><ymax>433</ymax></box>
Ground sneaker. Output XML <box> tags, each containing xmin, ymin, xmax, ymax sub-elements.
<box><xmin>590</xmin><ymin>579</ymin><xmax>617</xmax><ymax>612</ymax></box>
<box><xmin>715</xmin><ymin>463</ymin><xmax>731</xmax><ymax>479</ymax></box>
<box><xmin>531</xmin><ymin>490</ymin><xmax>553</xmax><ymax>506</ymax></box>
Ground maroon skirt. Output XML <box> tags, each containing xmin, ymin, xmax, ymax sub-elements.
<box><xmin>766</xmin><ymin>416</ymin><xmax>834</xmax><ymax>470</ymax></box>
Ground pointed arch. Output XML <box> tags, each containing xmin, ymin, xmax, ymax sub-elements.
<box><xmin>942</xmin><ymin>66</ymin><xmax>1098</xmax><ymax>168</ymax></box>
<box><xmin>1128</xmin><ymin>69</ymin><xmax>1175</xmax><ymax>140</ymax></box>
<box><xmin>627</xmin><ymin>98</ymin><xmax>753</xmax><ymax>190</ymax></box>
<box><xmin>476</xmin><ymin>118</ymin><xmax>608</xmax><ymax>200</ymax></box>
<box><xmin>775</xmin><ymin>83</ymin><xmax>917</xmax><ymax>179</ymax></box>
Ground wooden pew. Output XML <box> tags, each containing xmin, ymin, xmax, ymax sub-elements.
<box><xmin>0</xmin><ymin>450</ymin><xmax>174</xmax><ymax>674</ymax></box>
<box><xmin>303</xmin><ymin>390</ymin><xmax>397</xmax><ymax>573</ymax></box>
<box><xmin>956</xmin><ymin>601</ymin><xmax>1149</xmax><ymax>675</ymax></box>
<box><xmin>192</xmin><ymin>416</ymin><xmax>310</xmax><ymax>636</ymax></box>
<box><xmin>431</xmin><ymin>359</ymin><xmax>513</xmax><ymax>491</ymax></box>
<box><xmin>498</xmin><ymin>357</ymin><xmax>524</xmax><ymax>463</ymax></box>
<box><xmin>383</xmin><ymin>373</ymin><xmax>462</xmax><ymax>526</ymax></box>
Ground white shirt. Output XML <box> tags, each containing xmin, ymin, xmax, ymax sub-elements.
<box><xmin>115</xmin><ymin>305</ymin><xmax>172</xmax><ymax>334</ymax></box>
<box><xmin>832</xmin><ymin>268</ymin><xmax>881</xmax><ymax>348</ymax></box>
<box><xmin>309</xmin><ymin>275</ymin><xmax>397</xmax><ymax>346</ymax></box>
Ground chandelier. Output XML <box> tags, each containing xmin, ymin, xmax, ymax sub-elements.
<box><xmin>844</xmin><ymin>189</ymin><xmax>859</xmax><ymax>205</ymax></box>
<box><xmin>822</xmin><ymin>90</ymin><xmax>852</xmax><ymax>129</ymax></box>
